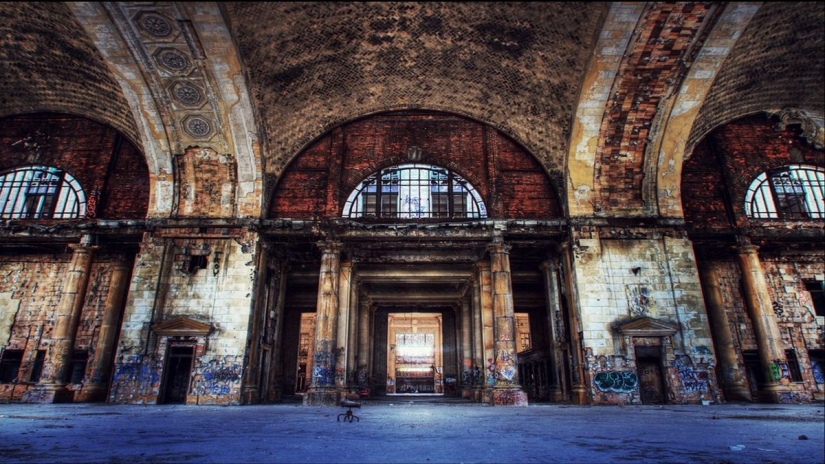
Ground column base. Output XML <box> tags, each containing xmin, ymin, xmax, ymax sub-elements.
<box><xmin>303</xmin><ymin>389</ymin><xmax>341</xmax><ymax>406</ymax></box>
<box><xmin>491</xmin><ymin>387</ymin><xmax>528</xmax><ymax>406</ymax></box>
<box><xmin>241</xmin><ymin>386</ymin><xmax>259</xmax><ymax>404</ymax></box>
<box><xmin>723</xmin><ymin>384</ymin><xmax>753</xmax><ymax>402</ymax></box>
<box><xmin>547</xmin><ymin>387</ymin><xmax>566</xmax><ymax>402</ymax></box>
<box><xmin>761</xmin><ymin>384</ymin><xmax>811</xmax><ymax>404</ymax></box>
<box><xmin>571</xmin><ymin>385</ymin><xmax>588</xmax><ymax>405</ymax></box>
<box><xmin>75</xmin><ymin>383</ymin><xmax>108</xmax><ymax>402</ymax></box>
<box><xmin>23</xmin><ymin>383</ymin><xmax>75</xmax><ymax>403</ymax></box>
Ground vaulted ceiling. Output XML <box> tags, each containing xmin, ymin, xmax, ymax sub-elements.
<box><xmin>1</xmin><ymin>2</ymin><xmax>822</xmax><ymax>219</ymax></box>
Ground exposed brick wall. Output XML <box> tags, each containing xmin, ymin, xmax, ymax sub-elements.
<box><xmin>174</xmin><ymin>148</ymin><xmax>238</xmax><ymax>219</ymax></box>
<box><xmin>226</xmin><ymin>2</ymin><xmax>607</xmax><ymax>181</ymax></box>
<box><xmin>688</xmin><ymin>2</ymin><xmax>825</xmax><ymax>151</ymax></box>
<box><xmin>709</xmin><ymin>254</ymin><xmax>824</xmax><ymax>395</ymax></box>
<box><xmin>0</xmin><ymin>2</ymin><xmax>139</xmax><ymax>148</ymax></box>
<box><xmin>0</xmin><ymin>113</ymin><xmax>149</xmax><ymax>219</ymax></box>
<box><xmin>269</xmin><ymin>111</ymin><xmax>560</xmax><ymax>219</ymax></box>
<box><xmin>593</xmin><ymin>2</ymin><xmax>717</xmax><ymax>212</ymax></box>
<box><xmin>0</xmin><ymin>253</ymin><xmax>125</xmax><ymax>402</ymax></box>
<box><xmin>683</xmin><ymin>113</ymin><xmax>825</xmax><ymax>231</ymax></box>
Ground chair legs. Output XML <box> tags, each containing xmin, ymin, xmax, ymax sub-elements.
<box><xmin>337</xmin><ymin>407</ymin><xmax>360</xmax><ymax>422</ymax></box>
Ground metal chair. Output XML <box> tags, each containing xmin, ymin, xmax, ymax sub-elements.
<box><xmin>337</xmin><ymin>394</ymin><xmax>361</xmax><ymax>422</ymax></box>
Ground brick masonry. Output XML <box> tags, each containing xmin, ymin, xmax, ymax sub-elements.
<box><xmin>269</xmin><ymin>111</ymin><xmax>561</xmax><ymax>219</ymax></box>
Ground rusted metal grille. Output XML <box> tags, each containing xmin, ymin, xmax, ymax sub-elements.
<box><xmin>343</xmin><ymin>164</ymin><xmax>486</xmax><ymax>219</ymax></box>
<box><xmin>0</xmin><ymin>166</ymin><xmax>86</xmax><ymax>219</ymax></box>
<box><xmin>745</xmin><ymin>165</ymin><xmax>824</xmax><ymax>220</ymax></box>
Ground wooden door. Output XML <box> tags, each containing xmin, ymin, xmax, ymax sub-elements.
<box><xmin>637</xmin><ymin>356</ymin><xmax>665</xmax><ymax>404</ymax></box>
<box><xmin>161</xmin><ymin>345</ymin><xmax>194</xmax><ymax>404</ymax></box>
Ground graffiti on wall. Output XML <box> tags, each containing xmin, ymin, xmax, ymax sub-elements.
<box><xmin>110</xmin><ymin>356</ymin><xmax>162</xmax><ymax>399</ymax></box>
<box><xmin>626</xmin><ymin>285</ymin><xmax>656</xmax><ymax>318</ymax></box>
<box><xmin>593</xmin><ymin>371</ymin><xmax>638</xmax><ymax>393</ymax></box>
<box><xmin>194</xmin><ymin>359</ymin><xmax>241</xmax><ymax>396</ymax></box>
<box><xmin>112</xmin><ymin>362</ymin><xmax>160</xmax><ymax>385</ymax></box>
<box><xmin>496</xmin><ymin>349</ymin><xmax>517</xmax><ymax>385</ymax></box>
<box><xmin>670</xmin><ymin>356</ymin><xmax>708</xmax><ymax>393</ymax></box>
<box><xmin>312</xmin><ymin>348</ymin><xmax>334</xmax><ymax>386</ymax></box>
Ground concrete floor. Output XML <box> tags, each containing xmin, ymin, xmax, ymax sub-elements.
<box><xmin>0</xmin><ymin>399</ymin><xmax>823</xmax><ymax>463</ymax></box>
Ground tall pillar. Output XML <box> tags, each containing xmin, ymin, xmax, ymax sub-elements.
<box><xmin>471</xmin><ymin>272</ymin><xmax>484</xmax><ymax>402</ymax></box>
<box><xmin>304</xmin><ymin>241</ymin><xmax>342</xmax><ymax>405</ymax></box>
<box><xmin>735</xmin><ymin>244</ymin><xmax>793</xmax><ymax>403</ymax></box>
<box><xmin>477</xmin><ymin>261</ymin><xmax>496</xmax><ymax>403</ymax></box>
<box><xmin>269</xmin><ymin>260</ymin><xmax>288</xmax><ymax>402</ymax></box>
<box><xmin>699</xmin><ymin>260</ymin><xmax>752</xmax><ymax>402</ymax></box>
<box><xmin>560</xmin><ymin>242</ymin><xmax>588</xmax><ymax>405</ymax></box>
<box><xmin>33</xmin><ymin>234</ymin><xmax>97</xmax><ymax>403</ymax></box>
<box><xmin>79</xmin><ymin>257</ymin><xmax>131</xmax><ymax>402</ymax></box>
<box><xmin>487</xmin><ymin>238</ymin><xmax>528</xmax><ymax>406</ymax></box>
<box><xmin>355</xmin><ymin>297</ymin><xmax>372</xmax><ymax>394</ymax></box>
<box><xmin>335</xmin><ymin>261</ymin><xmax>353</xmax><ymax>394</ymax></box>
<box><xmin>540</xmin><ymin>260</ymin><xmax>564</xmax><ymax>401</ymax></box>
<box><xmin>346</xmin><ymin>272</ymin><xmax>359</xmax><ymax>387</ymax></box>
<box><xmin>460</xmin><ymin>297</ymin><xmax>473</xmax><ymax>398</ymax></box>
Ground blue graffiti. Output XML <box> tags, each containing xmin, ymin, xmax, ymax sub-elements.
<box><xmin>112</xmin><ymin>363</ymin><xmax>160</xmax><ymax>384</ymax></box>
<box><xmin>593</xmin><ymin>371</ymin><xmax>638</xmax><ymax>393</ymax></box>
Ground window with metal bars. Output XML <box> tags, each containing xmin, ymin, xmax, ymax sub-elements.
<box><xmin>0</xmin><ymin>166</ymin><xmax>86</xmax><ymax>219</ymax></box>
<box><xmin>744</xmin><ymin>165</ymin><xmax>824</xmax><ymax>220</ymax></box>
<box><xmin>343</xmin><ymin>164</ymin><xmax>486</xmax><ymax>219</ymax></box>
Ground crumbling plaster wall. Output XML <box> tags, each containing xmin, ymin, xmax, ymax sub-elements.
<box><xmin>0</xmin><ymin>254</ymin><xmax>125</xmax><ymax>402</ymax></box>
<box><xmin>110</xmin><ymin>231</ymin><xmax>258</xmax><ymax>405</ymax></box>
<box><xmin>572</xmin><ymin>227</ymin><xmax>716</xmax><ymax>404</ymax></box>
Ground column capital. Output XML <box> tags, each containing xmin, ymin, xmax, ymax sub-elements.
<box><xmin>735</xmin><ymin>244</ymin><xmax>760</xmax><ymax>255</ymax></box>
<box><xmin>316</xmin><ymin>240</ymin><xmax>343</xmax><ymax>253</ymax></box>
<box><xmin>68</xmin><ymin>234</ymin><xmax>99</xmax><ymax>253</ymax></box>
<box><xmin>540</xmin><ymin>260</ymin><xmax>557</xmax><ymax>272</ymax></box>
<box><xmin>487</xmin><ymin>239</ymin><xmax>511</xmax><ymax>255</ymax></box>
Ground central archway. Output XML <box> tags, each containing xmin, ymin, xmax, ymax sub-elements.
<box><xmin>373</xmin><ymin>308</ymin><xmax>458</xmax><ymax>397</ymax></box>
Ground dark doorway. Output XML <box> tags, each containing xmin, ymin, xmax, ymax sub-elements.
<box><xmin>636</xmin><ymin>346</ymin><xmax>665</xmax><ymax>404</ymax></box>
<box><xmin>161</xmin><ymin>345</ymin><xmax>194</xmax><ymax>404</ymax></box>
<box><xmin>742</xmin><ymin>350</ymin><xmax>763</xmax><ymax>400</ymax></box>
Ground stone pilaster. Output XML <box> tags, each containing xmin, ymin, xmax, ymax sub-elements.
<box><xmin>560</xmin><ymin>242</ymin><xmax>588</xmax><ymax>405</ymax></box>
<box><xmin>78</xmin><ymin>257</ymin><xmax>131</xmax><ymax>402</ymax></box>
<box><xmin>30</xmin><ymin>234</ymin><xmax>97</xmax><ymax>403</ymax></box>
<box><xmin>735</xmin><ymin>244</ymin><xmax>794</xmax><ymax>403</ymax></box>
<box><xmin>477</xmin><ymin>260</ymin><xmax>496</xmax><ymax>403</ymax></box>
<box><xmin>304</xmin><ymin>241</ymin><xmax>343</xmax><ymax>406</ymax></box>
<box><xmin>699</xmin><ymin>260</ymin><xmax>752</xmax><ymax>402</ymax></box>
<box><xmin>460</xmin><ymin>297</ymin><xmax>474</xmax><ymax>398</ymax></box>
<box><xmin>335</xmin><ymin>261</ymin><xmax>353</xmax><ymax>394</ymax></box>
<box><xmin>540</xmin><ymin>259</ymin><xmax>565</xmax><ymax>401</ymax></box>
<box><xmin>487</xmin><ymin>238</ymin><xmax>528</xmax><ymax>406</ymax></box>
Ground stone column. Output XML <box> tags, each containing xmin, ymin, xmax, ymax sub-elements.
<box><xmin>540</xmin><ymin>260</ymin><xmax>564</xmax><ymax>401</ymax></box>
<box><xmin>560</xmin><ymin>242</ymin><xmax>588</xmax><ymax>405</ymax></box>
<box><xmin>477</xmin><ymin>260</ymin><xmax>496</xmax><ymax>403</ymax></box>
<box><xmin>346</xmin><ymin>272</ymin><xmax>359</xmax><ymax>388</ymax></box>
<box><xmin>355</xmin><ymin>296</ymin><xmax>372</xmax><ymax>394</ymax></box>
<box><xmin>471</xmin><ymin>272</ymin><xmax>484</xmax><ymax>402</ymax></box>
<box><xmin>335</xmin><ymin>261</ymin><xmax>353</xmax><ymax>394</ymax></box>
<box><xmin>79</xmin><ymin>257</ymin><xmax>131</xmax><ymax>402</ymax></box>
<box><xmin>487</xmin><ymin>238</ymin><xmax>528</xmax><ymax>406</ymax></box>
<box><xmin>269</xmin><ymin>261</ymin><xmax>288</xmax><ymax>402</ymax></box>
<box><xmin>34</xmin><ymin>234</ymin><xmax>97</xmax><ymax>403</ymax></box>
<box><xmin>699</xmin><ymin>260</ymin><xmax>752</xmax><ymax>402</ymax></box>
<box><xmin>460</xmin><ymin>297</ymin><xmax>473</xmax><ymax>398</ymax></box>
<box><xmin>304</xmin><ymin>241</ymin><xmax>342</xmax><ymax>405</ymax></box>
<box><xmin>735</xmin><ymin>244</ymin><xmax>793</xmax><ymax>403</ymax></box>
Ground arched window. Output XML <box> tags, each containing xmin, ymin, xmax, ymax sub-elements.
<box><xmin>343</xmin><ymin>164</ymin><xmax>487</xmax><ymax>219</ymax></box>
<box><xmin>744</xmin><ymin>165</ymin><xmax>824</xmax><ymax>220</ymax></box>
<box><xmin>0</xmin><ymin>166</ymin><xmax>86</xmax><ymax>219</ymax></box>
